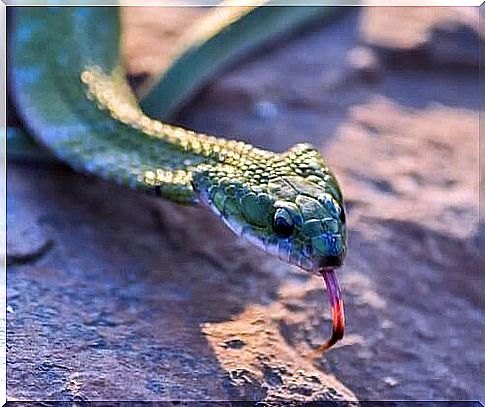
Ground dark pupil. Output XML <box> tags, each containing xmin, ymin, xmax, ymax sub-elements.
<box><xmin>273</xmin><ymin>215</ymin><xmax>293</xmax><ymax>238</ymax></box>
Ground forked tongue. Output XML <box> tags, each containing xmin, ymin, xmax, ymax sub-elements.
<box><xmin>316</xmin><ymin>268</ymin><xmax>345</xmax><ymax>353</ymax></box>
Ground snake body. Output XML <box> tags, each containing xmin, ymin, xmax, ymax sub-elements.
<box><xmin>11</xmin><ymin>6</ymin><xmax>347</xmax><ymax>351</ymax></box>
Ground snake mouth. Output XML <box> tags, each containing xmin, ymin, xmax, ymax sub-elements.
<box><xmin>318</xmin><ymin>254</ymin><xmax>344</xmax><ymax>268</ymax></box>
<box><xmin>316</xmin><ymin>267</ymin><xmax>345</xmax><ymax>353</ymax></box>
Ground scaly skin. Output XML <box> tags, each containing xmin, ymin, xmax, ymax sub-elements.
<box><xmin>11</xmin><ymin>6</ymin><xmax>347</xmax><ymax>350</ymax></box>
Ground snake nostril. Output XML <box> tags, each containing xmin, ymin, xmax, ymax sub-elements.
<box><xmin>339</xmin><ymin>208</ymin><xmax>346</xmax><ymax>224</ymax></box>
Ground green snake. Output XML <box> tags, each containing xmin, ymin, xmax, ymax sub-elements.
<box><xmin>10</xmin><ymin>5</ymin><xmax>347</xmax><ymax>352</ymax></box>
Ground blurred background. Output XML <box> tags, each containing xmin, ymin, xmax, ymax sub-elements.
<box><xmin>6</xmin><ymin>6</ymin><xmax>482</xmax><ymax>402</ymax></box>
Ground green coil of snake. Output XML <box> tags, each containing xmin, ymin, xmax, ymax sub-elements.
<box><xmin>10</xmin><ymin>4</ymin><xmax>347</xmax><ymax>352</ymax></box>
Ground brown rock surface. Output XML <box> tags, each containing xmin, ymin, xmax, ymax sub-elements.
<box><xmin>360</xmin><ymin>6</ymin><xmax>481</xmax><ymax>69</ymax></box>
<box><xmin>7</xmin><ymin>6</ymin><xmax>481</xmax><ymax>402</ymax></box>
<box><xmin>121</xmin><ymin>6</ymin><xmax>205</xmax><ymax>91</ymax></box>
<box><xmin>361</xmin><ymin>7</ymin><xmax>479</xmax><ymax>50</ymax></box>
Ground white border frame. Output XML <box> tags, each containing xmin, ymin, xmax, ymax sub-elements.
<box><xmin>1</xmin><ymin>2</ymin><xmax>482</xmax><ymax>404</ymax></box>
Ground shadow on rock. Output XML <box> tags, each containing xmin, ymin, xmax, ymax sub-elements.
<box><xmin>7</xmin><ymin>164</ymin><xmax>356</xmax><ymax>402</ymax></box>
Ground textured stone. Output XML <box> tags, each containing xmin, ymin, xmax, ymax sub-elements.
<box><xmin>6</xmin><ymin>198</ymin><xmax>52</xmax><ymax>265</ymax></box>
<box><xmin>346</xmin><ymin>46</ymin><xmax>382</xmax><ymax>82</ymax></box>
<box><xmin>360</xmin><ymin>7</ymin><xmax>480</xmax><ymax>69</ymax></box>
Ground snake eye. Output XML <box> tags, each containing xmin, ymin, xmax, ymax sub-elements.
<box><xmin>273</xmin><ymin>208</ymin><xmax>294</xmax><ymax>238</ymax></box>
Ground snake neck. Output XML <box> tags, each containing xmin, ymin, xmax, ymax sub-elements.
<box><xmin>82</xmin><ymin>66</ymin><xmax>273</xmax><ymax>165</ymax></box>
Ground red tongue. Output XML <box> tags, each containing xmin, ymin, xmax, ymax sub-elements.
<box><xmin>317</xmin><ymin>268</ymin><xmax>345</xmax><ymax>352</ymax></box>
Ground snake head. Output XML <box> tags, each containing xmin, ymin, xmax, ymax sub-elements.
<box><xmin>192</xmin><ymin>143</ymin><xmax>347</xmax><ymax>274</ymax></box>
<box><xmin>266</xmin><ymin>174</ymin><xmax>346</xmax><ymax>272</ymax></box>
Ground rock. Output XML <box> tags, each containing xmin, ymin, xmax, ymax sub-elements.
<box><xmin>360</xmin><ymin>7</ymin><xmax>480</xmax><ymax>69</ymax></box>
<box><xmin>253</xmin><ymin>100</ymin><xmax>279</xmax><ymax>121</ymax></box>
<box><xmin>6</xmin><ymin>197</ymin><xmax>52</xmax><ymax>265</ymax></box>
<box><xmin>383</xmin><ymin>376</ymin><xmax>398</xmax><ymax>387</ymax></box>
<box><xmin>6</xmin><ymin>163</ymin><xmax>357</xmax><ymax>402</ymax></box>
<box><xmin>346</xmin><ymin>46</ymin><xmax>382</xmax><ymax>83</ymax></box>
<box><xmin>202</xmin><ymin>306</ymin><xmax>356</xmax><ymax>402</ymax></box>
<box><xmin>121</xmin><ymin>7</ymin><xmax>205</xmax><ymax>96</ymax></box>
